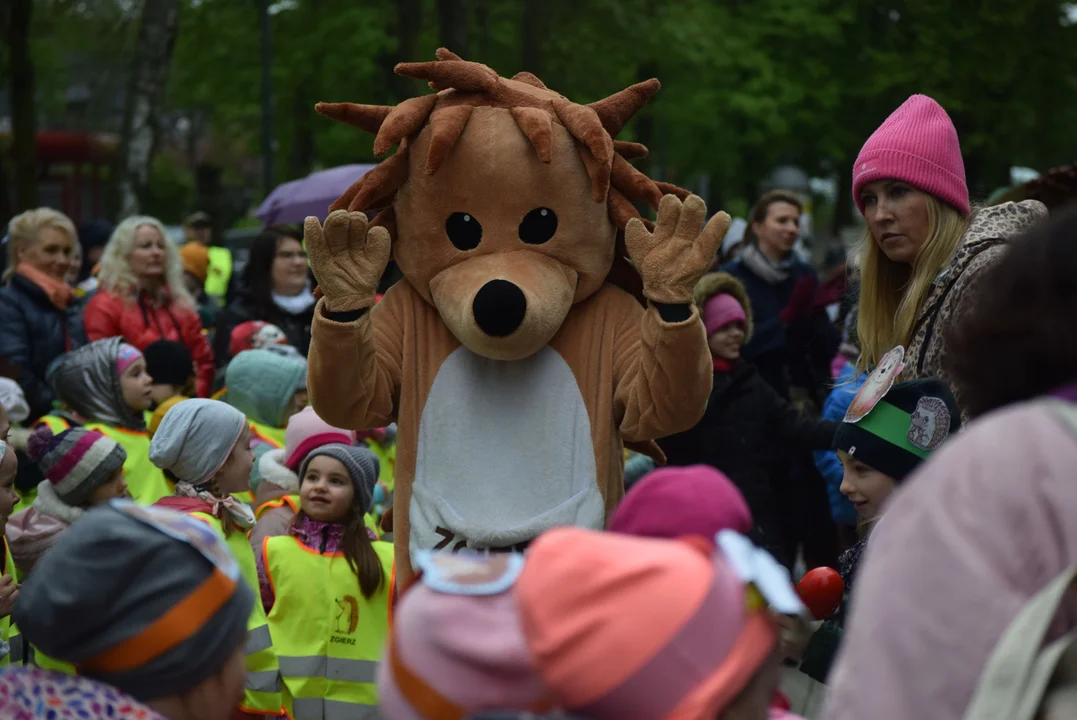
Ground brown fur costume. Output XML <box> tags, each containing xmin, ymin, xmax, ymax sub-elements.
<box><xmin>305</xmin><ymin>49</ymin><xmax>730</xmax><ymax>586</ymax></box>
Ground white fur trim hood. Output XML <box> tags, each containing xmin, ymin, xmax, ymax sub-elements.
<box><xmin>32</xmin><ymin>481</ymin><xmax>85</xmax><ymax>525</ymax></box>
<box><xmin>258</xmin><ymin>448</ymin><xmax>299</xmax><ymax>493</ymax></box>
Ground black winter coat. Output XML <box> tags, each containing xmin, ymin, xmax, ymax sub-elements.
<box><xmin>0</xmin><ymin>274</ymin><xmax>87</xmax><ymax>421</ymax></box>
<box><xmin>213</xmin><ymin>292</ymin><xmax>314</xmax><ymax>366</ymax></box>
<box><xmin>658</xmin><ymin>362</ymin><xmax>838</xmax><ymax>562</ymax></box>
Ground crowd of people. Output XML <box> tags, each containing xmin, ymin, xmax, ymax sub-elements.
<box><xmin>0</xmin><ymin>87</ymin><xmax>1071</xmax><ymax>720</ymax></box>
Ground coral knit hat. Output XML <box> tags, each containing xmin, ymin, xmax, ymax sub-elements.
<box><xmin>852</xmin><ymin>94</ymin><xmax>970</xmax><ymax>217</ymax></box>
<box><xmin>516</xmin><ymin>528</ymin><xmax>784</xmax><ymax>720</ymax></box>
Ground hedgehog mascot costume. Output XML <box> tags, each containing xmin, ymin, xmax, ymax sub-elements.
<box><xmin>305</xmin><ymin>48</ymin><xmax>730</xmax><ymax>587</ymax></box>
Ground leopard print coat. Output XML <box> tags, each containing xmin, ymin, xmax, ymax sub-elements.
<box><xmin>899</xmin><ymin>200</ymin><xmax>1048</xmax><ymax>399</ymax></box>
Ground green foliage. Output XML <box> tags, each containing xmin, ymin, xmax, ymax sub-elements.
<box><xmin>24</xmin><ymin>0</ymin><xmax>1077</xmax><ymax>225</ymax></box>
<box><xmin>143</xmin><ymin>151</ymin><xmax>195</xmax><ymax>223</ymax></box>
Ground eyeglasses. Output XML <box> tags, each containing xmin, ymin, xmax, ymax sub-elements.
<box><xmin>275</xmin><ymin>251</ymin><xmax>308</xmax><ymax>261</ymax></box>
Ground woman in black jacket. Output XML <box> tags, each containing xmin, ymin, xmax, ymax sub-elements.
<box><xmin>0</xmin><ymin>209</ymin><xmax>87</xmax><ymax>422</ymax></box>
<box><xmin>658</xmin><ymin>272</ymin><xmax>837</xmax><ymax>568</ymax></box>
<box><xmin>213</xmin><ymin>225</ymin><xmax>315</xmax><ymax>365</ymax></box>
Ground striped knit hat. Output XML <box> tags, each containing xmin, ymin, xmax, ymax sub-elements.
<box><xmin>27</xmin><ymin>426</ymin><xmax>127</xmax><ymax>506</ymax></box>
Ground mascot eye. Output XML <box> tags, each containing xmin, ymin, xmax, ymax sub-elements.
<box><xmin>445</xmin><ymin>212</ymin><xmax>482</xmax><ymax>251</ymax></box>
<box><xmin>519</xmin><ymin>207</ymin><xmax>558</xmax><ymax>245</ymax></box>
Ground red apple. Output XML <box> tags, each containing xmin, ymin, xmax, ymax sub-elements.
<box><xmin>796</xmin><ymin>567</ymin><xmax>844</xmax><ymax>620</ymax></box>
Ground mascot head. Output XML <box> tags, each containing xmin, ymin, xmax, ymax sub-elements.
<box><xmin>318</xmin><ymin>48</ymin><xmax>687</xmax><ymax>360</ymax></box>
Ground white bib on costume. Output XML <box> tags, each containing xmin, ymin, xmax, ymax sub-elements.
<box><xmin>410</xmin><ymin>345</ymin><xmax>604</xmax><ymax>567</ymax></box>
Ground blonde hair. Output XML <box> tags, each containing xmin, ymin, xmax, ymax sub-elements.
<box><xmin>4</xmin><ymin>208</ymin><xmax>77</xmax><ymax>282</ymax></box>
<box><xmin>97</xmin><ymin>216</ymin><xmax>193</xmax><ymax>309</ymax></box>
<box><xmin>856</xmin><ymin>196</ymin><xmax>971</xmax><ymax>371</ymax></box>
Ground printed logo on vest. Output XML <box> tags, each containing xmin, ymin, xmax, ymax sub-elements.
<box><xmin>333</xmin><ymin>594</ymin><xmax>359</xmax><ymax>643</ymax></box>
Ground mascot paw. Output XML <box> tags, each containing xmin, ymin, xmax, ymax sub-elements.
<box><xmin>305</xmin><ymin>209</ymin><xmax>392</xmax><ymax>313</ymax></box>
<box><xmin>625</xmin><ymin>194</ymin><xmax>731</xmax><ymax>306</ymax></box>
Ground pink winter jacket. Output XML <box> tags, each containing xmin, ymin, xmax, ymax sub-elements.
<box><xmin>6</xmin><ymin>482</ymin><xmax>83</xmax><ymax>577</ymax></box>
<box><xmin>824</xmin><ymin>399</ymin><xmax>1077</xmax><ymax>720</ymax></box>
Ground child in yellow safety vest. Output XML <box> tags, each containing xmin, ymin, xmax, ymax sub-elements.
<box><xmin>43</xmin><ymin>338</ymin><xmax>170</xmax><ymax>505</ymax></box>
<box><xmin>225</xmin><ymin>347</ymin><xmax>307</xmax><ymax>503</ymax></box>
<box><xmin>150</xmin><ymin>398</ymin><xmax>283</xmax><ymax>717</ymax></box>
<box><xmin>0</xmin><ymin>440</ymin><xmax>24</xmax><ymax>667</ymax></box>
<box><xmin>257</xmin><ymin>443</ymin><xmax>394</xmax><ymax>719</ymax></box>
<box><xmin>10</xmin><ymin>500</ymin><xmax>255</xmax><ymax>720</ymax></box>
<box><xmin>8</xmin><ymin>426</ymin><xmax>129</xmax><ymax>579</ymax></box>
<box><xmin>249</xmin><ymin>405</ymin><xmax>355</xmax><ymax>549</ymax></box>
<box><xmin>6</xmin><ymin>425</ymin><xmax>129</xmax><ymax>674</ymax></box>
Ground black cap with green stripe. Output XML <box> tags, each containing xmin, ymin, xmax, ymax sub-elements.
<box><xmin>833</xmin><ymin>377</ymin><xmax>961</xmax><ymax>481</ymax></box>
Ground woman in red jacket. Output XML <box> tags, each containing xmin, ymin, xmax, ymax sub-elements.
<box><xmin>83</xmin><ymin>216</ymin><xmax>214</xmax><ymax>397</ymax></box>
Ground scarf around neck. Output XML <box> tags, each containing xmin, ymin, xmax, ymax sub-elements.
<box><xmin>17</xmin><ymin>263</ymin><xmax>74</xmax><ymax>310</ymax></box>
<box><xmin>740</xmin><ymin>243</ymin><xmax>793</xmax><ymax>285</ymax></box>
<box><xmin>272</xmin><ymin>285</ymin><xmax>316</xmax><ymax>315</ymax></box>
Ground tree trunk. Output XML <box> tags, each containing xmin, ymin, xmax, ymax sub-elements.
<box><xmin>382</xmin><ymin>0</ymin><xmax>422</xmax><ymax>102</ymax></box>
<box><xmin>7</xmin><ymin>0</ymin><xmax>38</xmax><ymax>213</ymax></box>
<box><xmin>112</xmin><ymin>0</ymin><xmax>181</xmax><ymax>220</ymax></box>
<box><xmin>289</xmin><ymin>83</ymin><xmax>316</xmax><ymax>180</ymax></box>
<box><xmin>520</xmin><ymin>0</ymin><xmax>544</xmax><ymax>75</ymax></box>
<box><xmin>437</xmin><ymin>0</ymin><xmax>469</xmax><ymax>59</ymax></box>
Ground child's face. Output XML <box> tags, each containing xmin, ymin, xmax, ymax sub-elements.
<box><xmin>120</xmin><ymin>358</ymin><xmax>154</xmax><ymax>411</ymax></box>
<box><xmin>88</xmin><ymin>469</ymin><xmax>129</xmax><ymax>506</ymax></box>
<box><xmin>215</xmin><ymin>424</ymin><xmax>254</xmax><ymax>495</ymax></box>
<box><xmin>708</xmin><ymin>322</ymin><xmax>746</xmax><ymax>362</ymax></box>
<box><xmin>838</xmin><ymin>450</ymin><xmax>897</xmax><ymax>521</ymax></box>
<box><xmin>300</xmin><ymin>455</ymin><xmax>356</xmax><ymax>523</ymax></box>
<box><xmin>0</xmin><ymin>449</ymin><xmax>19</xmax><ymax>535</ymax></box>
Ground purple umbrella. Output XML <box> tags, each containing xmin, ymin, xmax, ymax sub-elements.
<box><xmin>254</xmin><ymin>164</ymin><xmax>377</xmax><ymax>225</ymax></box>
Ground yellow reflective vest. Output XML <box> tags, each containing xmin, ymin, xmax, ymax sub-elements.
<box><xmin>255</xmin><ymin>493</ymin><xmax>299</xmax><ymax>520</ymax></box>
<box><xmin>263</xmin><ymin>535</ymin><xmax>394</xmax><ymax>720</ymax></box>
<box><xmin>250</xmin><ymin>421</ymin><xmax>285</xmax><ymax>450</ymax></box>
<box><xmin>192</xmin><ymin>512</ymin><xmax>283</xmax><ymax>716</ymax></box>
<box><xmin>85</xmin><ymin>424</ymin><xmax>172</xmax><ymax>505</ymax></box>
<box><xmin>205</xmin><ymin>245</ymin><xmax>233</xmax><ymax>307</ymax></box>
<box><xmin>0</xmin><ymin>539</ymin><xmax>23</xmax><ymax>667</ymax></box>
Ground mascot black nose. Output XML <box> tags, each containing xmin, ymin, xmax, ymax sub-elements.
<box><xmin>473</xmin><ymin>280</ymin><xmax>526</xmax><ymax>337</ymax></box>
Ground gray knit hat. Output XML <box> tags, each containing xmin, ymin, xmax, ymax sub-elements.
<box><xmin>13</xmin><ymin>502</ymin><xmax>252</xmax><ymax>701</ymax></box>
<box><xmin>299</xmin><ymin>443</ymin><xmax>379</xmax><ymax>513</ymax></box>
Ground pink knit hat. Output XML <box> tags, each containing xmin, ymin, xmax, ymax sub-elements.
<box><xmin>608</xmin><ymin>465</ymin><xmax>753</xmax><ymax>540</ymax></box>
<box><xmin>283</xmin><ymin>406</ymin><xmax>355</xmax><ymax>471</ymax></box>
<box><xmin>516</xmin><ymin>528</ymin><xmax>785</xmax><ymax>720</ymax></box>
<box><xmin>852</xmin><ymin>94</ymin><xmax>970</xmax><ymax>217</ymax></box>
<box><xmin>115</xmin><ymin>344</ymin><xmax>143</xmax><ymax>377</ymax></box>
<box><xmin>702</xmin><ymin>294</ymin><xmax>747</xmax><ymax>336</ymax></box>
<box><xmin>378</xmin><ymin>553</ymin><xmax>555</xmax><ymax>719</ymax></box>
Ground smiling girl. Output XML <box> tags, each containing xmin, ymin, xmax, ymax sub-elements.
<box><xmin>785</xmin><ymin>376</ymin><xmax>960</xmax><ymax>684</ymax></box>
<box><xmin>259</xmin><ymin>443</ymin><xmax>393</xmax><ymax>718</ymax></box>
<box><xmin>852</xmin><ymin>95</ymin><xmax>1045</xmax><ymax>397</ymax></box>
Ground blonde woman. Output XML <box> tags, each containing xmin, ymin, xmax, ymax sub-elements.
<box><xmin>853</xmin><ymin>95</ymin><xmax>1046</xmax><ymax>398</ymax></box>
<box><xmin>83</xmin><ymin>216</ymin><xmax>215</xmax><ymax>397</ymax></box>
<box><xmin>0</xmin><ymin>208</ymin><xmax>86</xmax><ymax>421</ymax></box>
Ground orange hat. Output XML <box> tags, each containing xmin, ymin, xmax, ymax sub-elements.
<box><xmin>515</xmin><ymin>528</ymin><xmax>802</xmax><ymax>720</ymax></box>
<box><xmin>178</xmin><ymin>242</ymin><xmax>210</xmax><ymax>284</ymax></box>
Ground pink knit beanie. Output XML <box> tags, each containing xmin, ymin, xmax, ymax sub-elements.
<box><xmin>852</xmin><ymin>94</ymin><xmax>970</xmax><ymax>217</ymax></box>
<box><xmin>702</xmin><ymin>293</ymin><xmax>747</xmax><ymax>336</ymax></box>
<box><xmin>608</xmin><ymin>465</ymin><xmax>754</xmax><ymax>540</ymax></box>
<box><xmin>378</xmin><ymin>553</ymin><xmax>555</xmax><ymax>719</ymax></box>
<box><xmin>115</xmin><ymin>344</ymin><xmax>143</xmax><ymax>378</ymax></box>
<box><xmin>283</xmin><ymin>406</ymin><xmax>355</xmax><ymax>471</ymax></box>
